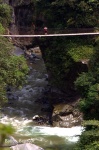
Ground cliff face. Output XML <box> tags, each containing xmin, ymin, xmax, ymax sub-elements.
<box><xmin>3</xmin><ymin>0</ymin><xmax>36</xmax><ymax>45</ymax></box>
<box><xmin>14</xmin><ymin>3</ymin><xmax>34</xmax><ymax>28</ymax></box>
<box><xmin>11</xmin><ymin>1</ymin><xmax>35</xmax><ymax>28</ymax></box>
<box><xmin>3</xmin><ymin>0</ymin><xmax>32</xmax><ymax>6</ymax></box>
<box><xmin>4</xmin><ymin>0</ymin><xmax>44</xmax><ymax>38</ymax></box>
<box><xmin>3</xmin><ymin>0</ymin><xmax>89</xmax><ymax>93</ymax></box>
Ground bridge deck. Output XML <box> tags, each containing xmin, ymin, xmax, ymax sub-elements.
<box><xmin>0</xmin><ymin>32</ymin><xmax>99</xmax><ymax>37</ymax></box>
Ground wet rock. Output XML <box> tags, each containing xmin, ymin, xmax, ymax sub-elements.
<box><xmin>7</xmin><ymin>93</ymin><xmax>18</xmax><ymax>101</ymax></box>
<box><xmin>32</xmin><ymin>115</ymin><xmax>47</xmax><ymax>125</ymax></box>
<box><xmin>11</xmin><ymin>143</ymin><xmax>44</xmax><ymax>150</ymax></box>
<box><xmin>52</xmin><ymin>103</ymin><xmax>82</xmax><ymax>128</ymax></box>
<box><xmin>30</xmin><ymin>47</ymin><xmax>41</xmax><ymax>54</ymax></box>
<box><xmin>13</xmin><ymin>46</ymin><xmax>24</xmax><ymax>56</ymax></box>
<box><xmin>33</xmin><ymin>115</ymin><xmax>39</xmax><ymax>121</ymax></box>
<box><xmin>53</xmin><ymin>104</ymin><xmax>73</xmax><ymax>116</ymax></box>
<box><xmin>73</xmin><ymin>109</ymin><xmax>81</xmax><ymax>117</ymax></box>
<box><xmin>29</xmin><ymin>88</ymin><xmax>34</xmax><ymax>93</ymax></box>
<box><xmin>44</xmin><ymin>74</ymin><xmax>49</xmax><ymax>81</ymax></box>
<box><xmin>59</xmin><ymin>121</ymin><xmax>72</xmax><ymax>128</ymax></box>
<box><xmin>59</xmin><ymin>114</ymin><xmax>82</xmax><ymax>128</ymax></box>
<box><xmin>8</xmin><ymin>136</ymin><xmax>18</xmax><ymax>145</ymax></box>
<box><xmin>24</xmin><ymin>48</ymin><xmax>40</xmax><ymax>63</ymax></box>
<box><xmin>6</xmin><ymin>86</ymin><xmax>18</xmax><ymax>102</ymax></box>
<box><xmin>59</xmin><ymin>105</ymin><xmax>74</xmax><ymax>116</ymax></box>
<box><xmin>29</xmin><ymin>66</ymin><xmax>32</xmax><ymax>70</ymax></box>
<box><xmin>52</xmin><ymin>114</ymin><xmax>62</xmax><ymax>122</ymax></box>
<box><xmin>25</xmin><ymin>85</ymin><xmax>31</xmax><ymax>90</ymax></box>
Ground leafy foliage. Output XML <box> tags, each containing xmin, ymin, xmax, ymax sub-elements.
<box><xmin>0</xmin><ymin>37</ymin><xmax>29</xmax><ymax>105</ymax></box>
<box><xmin>34</xmin><ymin>0</ymin><xmax>99</xmax><ymax>28</ymax></box>
<box><xmin>75</xmin><ymin>120</ymin><xmax>99</xmax><ymax>150</ymax></box>
<box><xmin>67</xmin><ymin>38</ymin><xmax>93</xmax><ymax>62</ymax></box>
<box><xmin>0</xmin><ymin>3</ymin><xmax>29</xmax><ymax>106</ymax></box>
<box><xmin>68</xmin><ymin>45</ymin><xmax>93</xmax><ymax>62</ymax></box>
<box><xmin>0</xmin><ymin>3</ymin><xmax>12</xmax><ymax>27</ymax></box>
<box><xmin>75</xmin><ymin>37</ymin><xmax>99</xmax><ymax>150</ymax></box>
<box><xmin>0</xmin><ymin>23</ymin><xmax>5</xmax><ymax>34</ymax></box>
<box><xmin>75</xmin><ymin>36</ymin><xmax>99</xmax><ymax>119</ymax></box>
<box><xmin>0</xmin><ymin>123</ymin><xmax>15</xmax><ymax>146</ymax></box>
<box><xmin>36</xmin><ymin>1</ymin><xmax>99</xmax><ymax>149</ymax></box>
<box><xmin>39</xmin><ymin>37</ymin><xmax>75</xmax><ymax>90</ymax></box>
<box><xmin>39</xmin><ymin>36</ymin><xmax>94</xmax><ymax>91</ymax></box>
<box><xmin>75</xmin><ymin>72</ymin><xmax>95</xmax><ymax>97</ymax></box>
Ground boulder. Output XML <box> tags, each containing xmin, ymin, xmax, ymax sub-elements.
<box><xmin>59</xmin><ymin>114</ymin><xmax>82</xmax><ymax>128</ymax></box>
<box><xmin>32</xmin><ymin>115</ymin><xmax>47</xmax><ymax>125</ymax></box>
<box><xmin>53</xmin><ymin>104</ymin><xmax>74</xmax><ymax>116</ymax></box>
<box><xmin>11</xmin><ymin>143</ymin><xmax>44</xmax><ymax>150</ymax></box>
<box><xmin>52</xmin><ymin>104</ymin><xmax>83</xmax><ymax>128</ymax></box>
<box><xmin>72</xmin><ymin>109</ymin><xmax>81</xmax><ymax>117</ymax></box>
<box><xmin>33</xmin><ymin>115</ymin><xmax>39</xmax><ymax>120</ymax></box>
<box><xmin>59</xmin><ymin>105</ymin><xmax>74</xmax><ymax>116</ymax></box>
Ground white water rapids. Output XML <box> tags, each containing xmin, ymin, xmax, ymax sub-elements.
<box><xmin>0</xmin><ymin>115</ymin><xmax>83</xmax><ymax>149</ymax></box>
<box><xmin>0</xmin><ymin>47</ymin><xmax>83</xmax><ymax>149</ymax></box>
<box><xmin>0</xmin><ymin>115</ymin><xmax>83</xmax><ymax>142</ymax></box>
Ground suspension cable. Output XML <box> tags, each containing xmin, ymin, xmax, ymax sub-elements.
<box><xmin>0</xmin><ymin>32</ymin><xmax>99</xmax><ymax>37</ymax></box>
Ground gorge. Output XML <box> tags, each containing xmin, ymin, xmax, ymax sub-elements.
<box><xmin>0</xmin><ymin>0</ymin><xmax>99</xmax><ymax>149</ymax></box>
<box><xmin>5</xmin><ymin>0</ymin><xmax>84</xmax><ymax>128</ymax></box>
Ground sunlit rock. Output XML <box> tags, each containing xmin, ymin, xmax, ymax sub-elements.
<box><xmin>11</xmin><ymin>143</ymin><xmax>44</xmax><ymax>150</ymax></box>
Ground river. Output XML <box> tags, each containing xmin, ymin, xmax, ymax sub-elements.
<box><xmin>0</xmin><ymin>47</ymin><xmax>83</xmax><ymax>150</ymax></box>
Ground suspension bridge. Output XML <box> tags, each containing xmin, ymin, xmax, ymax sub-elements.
<box><xmin>0</xmin><ymin>32</ymin><xmax>99</xmax><ymax>37</ymax></box>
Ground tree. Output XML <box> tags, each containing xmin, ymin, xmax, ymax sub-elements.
<box><xmin>0</xmin><ymin>36</ymin><xmax>29</xmax><ymax>106</ymax></box>
<box><xmin>74</xmin><ymin>35</ymin><xmax>99</xmax><ymax>150</ymax></box>
<box><xmin>34</xmin><ymin>0</ymin><xmax>99</xmax><ymax>28</ymax></box>
<box><xmin>0</xmin><ymin>3</ymin><xmax>12</xmax><ymax>27</ymax></box>
<box><xmin>75</xmin><ymin>120</ymin><xmax>99</xmax><ymax>150</ymax></box>
<box><xmin>0</xmin><ymin>3</ymin><xmax>29</xmax><ymax>106</ymax></box>
<box><xmin>0</xmin><ymin>123</ymin><xmax>15</xmax><ymax>147</ymax></box>
<box><xmin>75</xmin><ymin>37</ymin><xmax>99</xmax><ymax>119</ymax></box>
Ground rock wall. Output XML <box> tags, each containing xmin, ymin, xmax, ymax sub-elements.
<box><xmin>4</xmin><ymin>0</ymin><xmax>32</xmax><ymax>6</ymax></box>
<box><xmin>3</xmin><ymin>0</ymin><xmax>36</xmax><ymax>45</ymax></box>
<box><xmin>3</xmin><ymin>0</ymin><xmax>9</xmax><ymax>4</ymax></box>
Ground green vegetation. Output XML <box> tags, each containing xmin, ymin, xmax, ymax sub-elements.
<box><xmin>67</xmin><ymin>43</ymin><xmax>93</xmax><ymax>62</ymax></box>
<box><xmin>0</xmin><ymin>37</ymin><xmax>29</xmax><ymax>105</ymax></box>
<box><xmin>0</xmin><ymin>36</ymin><xmax>28</xmax><ymax>106</ymax></box>
<box><xmin>75</xmin><ymin>120</ymin><xmax>99</xmax><ymax>150</ymax></box>
<box><xmin>0</xmin><ymin>123</ymin><xmax>15</xmax><ymax>146</ymax></box>
<box><xmin>75</xmin><ymin>37</ymin><xmax>99</xmax><ymax>120</ymax></box>
<box><xmin>0</xmin><ymin>3</ymin><xmax>29</xmax><ymax>149</ymax></box>
<box><xmin>1</xmin><ymin>0</ymin><xmax>99</xmax><ymax>149</ymax></box>
<box><xmin>34</xmin><ymin>0</ymin><xmax>99</xmax><ymax>28</ymax></box>
<box><xmin>35</xmin><ymin>0</ymin><xmax>98</xmax><ymax>92</ymax></box>
<box><xmin>75</xmin><ymin>37</ymin><xmax>99</xmax><ymax>150</ymax></box>
<box><xmin>0</xmin><ymin>3</ymin><xmax>28</xmax><ymax>106</ymax></box>
<box><xmin>74</xmin><ymin>37</ymin><xmax>99</xmax><ymax>149</ymax></box>
<box><xmin>39</xmin><ymin>37</ymin><xmax>74</xmax><ymax>90</ymax></box>
<box><xmin>0</xmin><ymin>3</ymin><xmax>12</xmax><ymax>27</ymax></box>
<box><xmin>39</xmin><ymin>36</ymin><xmax>94</xmax><ymax>92</ymax></box>
<box><xmin>35</xmin><ymin>0</ymin><xmax>99</xmax><ymax>149</ymax></box>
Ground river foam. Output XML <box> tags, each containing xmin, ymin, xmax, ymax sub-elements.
<box><xmin>0</xmin><ymin>115</ymin><xmax>83</xmax><ymax>142</ymax></box>
<box><xmin>19</xmin><ymin>126</ymin><xmax>83</xmax><ymax>142</ymax></box>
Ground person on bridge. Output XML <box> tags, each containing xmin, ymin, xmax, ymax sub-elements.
<box><xmin>44</xmin><ymin>26</ymin><xmax>48</xmax><ymax>35</ymax></box>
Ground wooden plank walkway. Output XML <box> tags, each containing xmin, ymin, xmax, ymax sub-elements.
<box><xmin>0</xmin><ymin>32</ymin><xmax>99</xmax><ymax>37</ymax></box>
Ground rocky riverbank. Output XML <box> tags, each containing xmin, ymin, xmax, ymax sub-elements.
<box><xmin>6</xmin><ymin>45</ymin><xmax>83</xmax><ymax>128</ymax></box>
<box><xmin>22</xmin><ymin>46</ymin><xmax>83</xmax><ymax>128</ymax></box>
<box><xmin>33</xmin><ymin>85</ymin><xmax>83</xmax><ymax>128</ymax></box>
